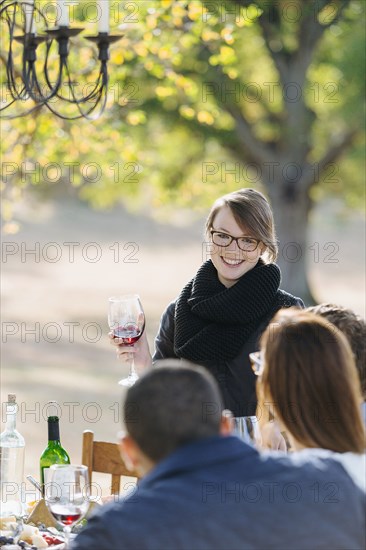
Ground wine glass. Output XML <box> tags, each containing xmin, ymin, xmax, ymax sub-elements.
<box><xmin>108</xmin><ymin>294</ymin><xmax>145</xmax><ymax>386</ymax></box>
<box><xmin>45</xmin><ymin>464</ymin><xmax>89</xmax><ymax>549</ymax></box>
<box><xmin>233</xmin><ymin>416</ymin><xmax>262</xmax><ymax>447</ymax></box>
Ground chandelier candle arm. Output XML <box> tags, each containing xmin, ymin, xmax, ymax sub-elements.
<box><xmin>85</xmin><ymin>33</ymin><xmax>122</xmax><ymax>62</ymax></box>
<box><xmin>45</xmin><ymin>27</ymin><xmax>84</xmax><ymax>59</ymax></box>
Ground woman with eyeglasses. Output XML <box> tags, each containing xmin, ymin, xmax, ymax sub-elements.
<box><xmin>256</xmin><ymin>308</ymin><xmax>365</xmax><ymax>487</ymax></box>
<box><xmin>111</xmin><ymin>188</ymin><xmax>303</xmax><ymax>419</ymax></box>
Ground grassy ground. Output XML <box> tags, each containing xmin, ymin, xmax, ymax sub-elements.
<box><xmin>1</xmin><ymin>196</ymin><xmax>364</xmax><ymax>496</ymax></box>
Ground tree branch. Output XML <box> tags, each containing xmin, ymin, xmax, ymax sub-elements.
<box><xmin>224</xmin><ymin>103</ymin><xmax>276</xmax><ymax>165</ymax></box>
<box><xmin>301</xmin><ymin>128</ymin><xmax>359</xmax><ymax>189</ymax></box>
<box><xmin>256</xmin><ymin>15</ymin><xmax>288</xmax><ymax>86</ymax></box>
<box><xmin>296</xmin><ymin>0</ymin><xmax>352</xmax><ymax>81</ymax></box>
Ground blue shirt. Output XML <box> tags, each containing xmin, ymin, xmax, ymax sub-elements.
<box><xmin>72</xmin><ymin>435</ymin><xmax>366</xmax><ymax>550</ymax></box>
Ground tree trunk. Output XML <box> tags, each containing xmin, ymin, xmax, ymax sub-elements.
<box><xmin>267</xmin><ymin>182</ymin><xmax>317</xmax><ymax>306</ymax></box>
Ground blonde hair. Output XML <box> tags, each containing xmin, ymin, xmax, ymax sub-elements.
<box><xmin>258</xmin><ymin>309</ymin><xmax>365</xmax><ymax>453</ymax></box>
<box><xmin>205</xmin><ymin>188</ymin><xmax>278</xmax><ymax>263</ymax></box>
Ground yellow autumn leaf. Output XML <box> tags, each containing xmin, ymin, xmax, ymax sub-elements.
<box><xmin>172</xmin><ymin>4</ymin><xmax>186</xmax><ymax>17</ymax></box>
<box><xmin>111</xmin><ymin>51</ymin><xmax>124</xmax><ymax>65</ymax></box>
<box><xmin>150</xmin><ymin>44</ymin><xmax>159</xmax><ymax>55</ymax></box>
<box><xmin>227</xmin><ymin>68</ymin><xmax>239</xmax><ymax>79</ymax></box>
<box><xmin>197</xmin><ymin>111</ymin><xmax>215</xmax><ymax>125</ymax></box>
<box><xmin>179</xmin><ymin>106</ymin><xmax>195</xmax><ymax>119</ymax></box>
<box><xmin>146</xmin><ymin>15</ymin><xmax>157</xmax><ymax>29</ymax></box>
<box><xmin>221</xmin><ymin>27</ymin><xmax>234</xmax><ymax>44</ymax></box>
<box><xmin>220</xmin><ymin>46</ymin><xmax>236</xmax><ymax>64</ymax></box>
<box><xmin>175</xmin><ymin>75</ymin><xmax>187</xmax><ymax>88</ymax></box>
<box><xmin>173</xmin><ymin>16</ymin><xmax>183</xmax><ymax>27</ymax></box>
<box><xmin>156</xmin><ymin>86</ymin><xmax>174</xmax><ymax>98</ymax></box>
<box><xmin>158</xmin><ymin>46</ymin><xmax>172</xmax><ymax>60</ymax></box>
<box><xmin>127</xmin><ymin>111</ymin><xmax>146</xmax><ymax>126</ymax></box>
<box><xmin>144</xmin><ymin>60</ymin><xmax>154</xmax><ymax>71</ymax></box>
<box><xmin>202</xmin><ymin>29</ymin><xmax>220</xmax><ymax>42</ymax></box>
<box><xmin>134</xmin><ymin>42</ymin><xmax>148</xmax><ymax>57</ymax></box>
<box><xmin>188</xmin><ymin>3</ymin><xmax>202</xmax><ymax>21</ymax></box>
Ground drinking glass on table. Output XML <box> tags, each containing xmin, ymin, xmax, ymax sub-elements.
<box><xmin>45</xmin><ymin>464</ymin><xmax>89</xmax><ymax>548</ymax></box>
<box><xmin>234</xmin><ymin>416</ymin><xmax>262</xmax><ymax>447</ymax></box>
<box><xmin>108</xmin><ymin>294</ymin><xmax>145</xmax><ymax>386</ymax></box>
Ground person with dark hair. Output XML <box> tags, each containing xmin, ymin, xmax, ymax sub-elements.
<box><xmin>111</xmin><ymin>188</ymin><xmax>304</xmax><ymax>420</ymax></box>
<box><xmin>307</xmin><ymin>303</ymin><xmax>366</xmax><ymax>423</ymax></box>
<box><xmin>122</xmin><ymin>360</ymin><xmax>224</xmax><ymax>464</ymax></box>
<box><xmin>256</xmin><ymin>309</ymin><xmax>365</xmax><ymax>480</ymax></box>
<box><xmin>72</xmin><ymin>362</ymin><xmax>365</xmax><ymax>550</ymax></box>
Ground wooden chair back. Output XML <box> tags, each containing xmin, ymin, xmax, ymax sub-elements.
<box><xmin>82</xmin><ymin>430</ymin><xmax>138</xmax><ymax>494</ymax></box>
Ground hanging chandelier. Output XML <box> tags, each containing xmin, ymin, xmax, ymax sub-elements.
<box><xmin>0</xmin><ymin>0</ymin><xmax>122</xmax><ymax>120</ymax></box>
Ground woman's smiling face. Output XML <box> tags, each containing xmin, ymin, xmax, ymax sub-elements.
<box><xmin>209</xmin><ymin>205</ymin><xmax>264</xmax><ymax>288</ymax></box>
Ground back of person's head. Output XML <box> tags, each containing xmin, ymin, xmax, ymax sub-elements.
<box><xmin>307</xmin><ymin>303</ymin><xmax>366</xmax><ymax>399</ymax></box>
<box><xmin>124</xmin><ymin>361</ymin><xmax>224</xmax><ymax>462</ymax></box>
<box><xmin>259</xmin><ymin>308</ymin><xmax>365</xmax><ymax>453</ymax></box>
<box><xmin>205</xmin><ymin>188</ymin><xmax>278</xmax><ymax>262</ymax></box>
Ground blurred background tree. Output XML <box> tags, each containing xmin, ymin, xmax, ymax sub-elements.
<box><xmin>1</xmin><ymin>0</ymin><xmax>365</xmax><ymax>303</ymax></box>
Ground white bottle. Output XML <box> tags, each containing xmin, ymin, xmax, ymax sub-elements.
<box><xmin>0</xmin><ymin>394</ymin><xmax>25</xmax><ymax>515</ymax></box>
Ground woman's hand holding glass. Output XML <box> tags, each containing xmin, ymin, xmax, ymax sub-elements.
<box><xmin>108</xmin><ymin>295</ymin><xmax>152</xmax><ymax>385</ymax></box>
<box><xmin>109</xmin><ymin>329</ymin><xmax>152</xmax><ymax>377</ymax></box>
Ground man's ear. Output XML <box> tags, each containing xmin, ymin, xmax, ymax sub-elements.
<box><xmin>119</xmin><ymin>435</ymin><xmax>139</xmax><ymax>472</ymax></box>
<box><xmin>220</xmin><ymin>409</ymin><xmax>234</xmax><ymax>435</ymax></box>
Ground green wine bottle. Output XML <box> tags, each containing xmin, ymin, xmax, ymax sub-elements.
<box><xmin>40</xmin><ymin>415</ymin><xmax>70</xmax><ymax>493</ymax></box>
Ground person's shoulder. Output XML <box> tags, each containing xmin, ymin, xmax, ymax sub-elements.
<box><xmin>259</xmin><ymin>447</ymin><xmax>358</xmax><ymax>482</ymax></box>
<box><xmin>158</xmin><ymin>300</ymin><xmax>176</xmax><ymax>327</ymax></box>
<box><xmin>161</xmin><ymin>300</ymin><xmax>176</xmax><ymax>319</ymax></box>
<box><xmin>288</xmin><ymin>448</ymin><xmax>366</xmax><ymax>492</ymax></box>
<box><xmin>276</xmin><ymin>288</ymin><xmax>305</xmax><ymax>308</ymax></box>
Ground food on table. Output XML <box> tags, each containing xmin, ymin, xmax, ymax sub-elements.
<box><xmin>0</xmin><ymin>516</ymin><xmax>17</xmax><ymax>530</ymax></box>
<box><xmin>16</xmin><ymin>524</ymin><xmax>64</xmax><ymax>548</ymax></box>
<box><xmin>19</xmin><ymin>525</ymin><xmax>47</xmax><ymax>547</ymax></box>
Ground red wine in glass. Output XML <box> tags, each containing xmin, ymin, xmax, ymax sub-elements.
<box><xmin>51</xmin><ymin>506</ymin><xmax>82</xmax><ymax>526</ymax></box>
<box><xmin>45</xmin><ymin>464</ymin><xmax>89</xmax><ymax>548</ymax></box>
<box><xmin>113</xmin><ymin>322</ymin><xmax>145</xmax><ymax>345</ymax></box>
<box><xmin>108</xmin><ymin>294</ymin><xmax>146</xmax><ymax>386</ymax></box>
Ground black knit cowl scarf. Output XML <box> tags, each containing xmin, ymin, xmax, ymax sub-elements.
<box><xmin>174</xmin><ymin>259</ymin><xmax>281</xmax><ymax>362</ymax></box>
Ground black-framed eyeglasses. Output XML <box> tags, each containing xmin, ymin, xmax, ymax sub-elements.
<box><xmin>210</xmin><ymin>230</ymin><xmax>260</xmax><ymax>252</ymax></box>
<box><xmin>249</xmin><ymin>351</ymin><xmax>264</xmax><ymax>376</ymax></box>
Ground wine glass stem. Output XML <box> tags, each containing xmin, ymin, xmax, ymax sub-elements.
<box><xmin>128</xmin><ymin>352</ymin><xmax>136</xmax><ymax>378</ymax></box>
<box><xmin>64</xmin><ymin>525</ymin><xmax>72</xmax><ymax>549</ymax></box>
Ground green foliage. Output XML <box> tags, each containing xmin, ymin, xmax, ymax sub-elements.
<box><xmin>1</xmin><ymin>0</ymin><xmax>365</xmax><ymax>231</ymax></box>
